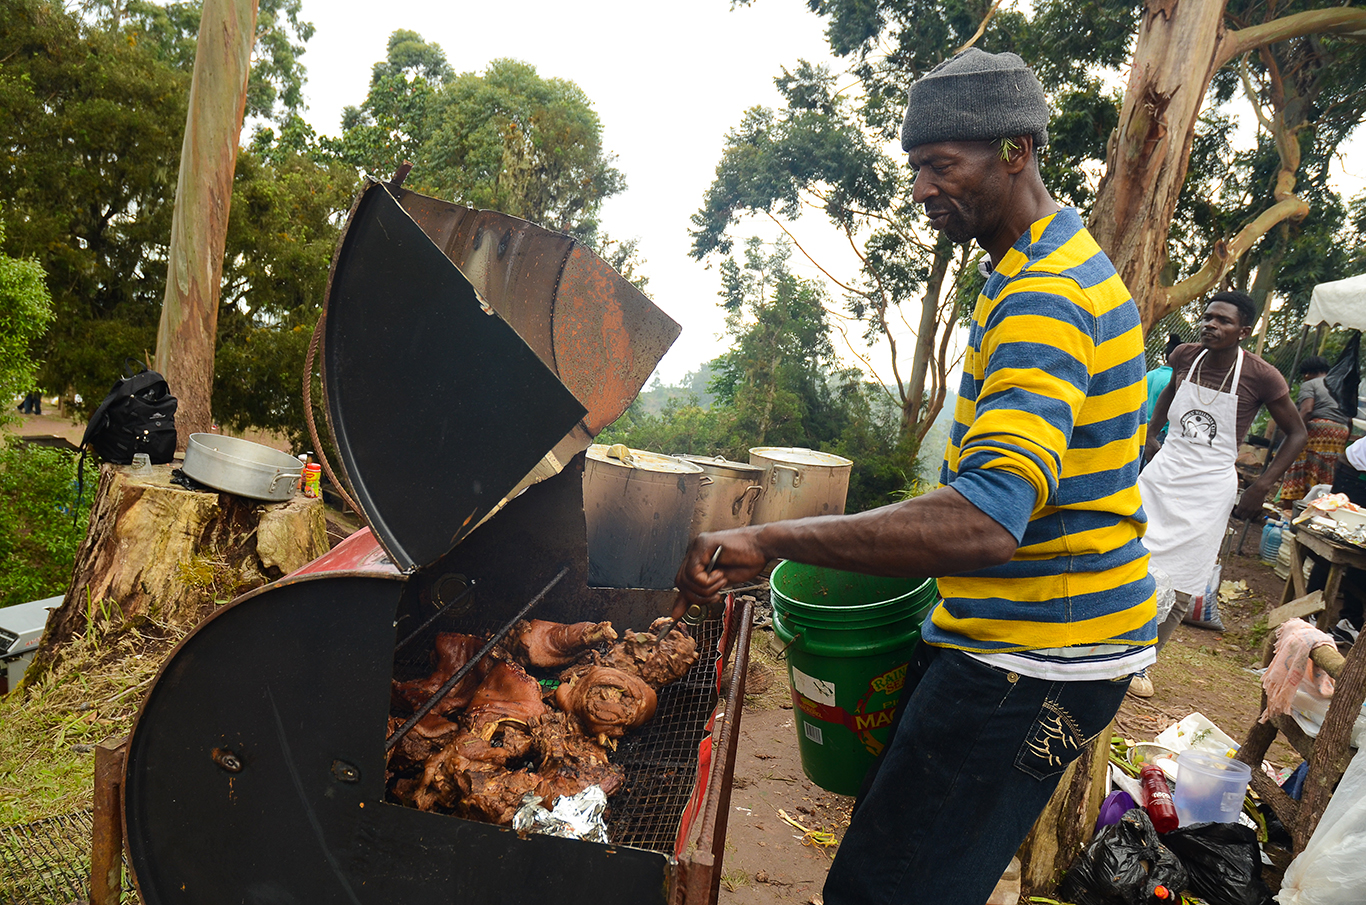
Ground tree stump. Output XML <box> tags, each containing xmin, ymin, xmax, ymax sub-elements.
<box><xmin>1018</xmin><ymin>723</ymin><xmax>1112</xmax><ymax>897</ymax></box>
<box><xmin>26</xmin><ymin>461</ymin><xmax>327</xmax><ymax>685</ymax></box>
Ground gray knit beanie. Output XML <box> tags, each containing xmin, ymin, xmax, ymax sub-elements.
<box><xmin>900</xmin><ymin>48</ymin><xmax>1050</xmax><ymax>152</ymax></box>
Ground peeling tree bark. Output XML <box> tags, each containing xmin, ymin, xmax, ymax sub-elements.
<box><xmin>1017</xmin><ymin>723</ymin><xmax>1112</xmax><ymax>896</ymax></box>
<box><xmin>1088</xmin><ymin>0</ymin><xmax>1366</xmax><ymax>330</ymax></box>
<box><xmin>1088</xmin><ymin>0</ymin><xmax>1229</xmax><ymax>327</ymax></box>
<box><xmin>153</xmin><ymin>0</ymin><xmax>259</xmax><ymax>447</ymax></box>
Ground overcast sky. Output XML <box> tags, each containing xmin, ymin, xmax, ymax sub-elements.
<box><xmin>292</xmin><ymin>1</ymin><xmax>1366</xmax><ymax>385</ymax></box>
<box><xmin>295</xmin><ymin>0</ymin><xmax>856</xmax><ymax>384</ymax></box>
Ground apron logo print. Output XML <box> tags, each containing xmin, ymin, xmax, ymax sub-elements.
<box><xmin>1179</xmin><ymin>409</ymin><xmax>1218</xmax><ymax>447</ymax></box>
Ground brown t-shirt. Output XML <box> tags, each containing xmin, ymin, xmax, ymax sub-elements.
<box><xmin>1166</xmin><ymin>343</ymin><xmax>1289</xmax><ymax>443</ymax></box>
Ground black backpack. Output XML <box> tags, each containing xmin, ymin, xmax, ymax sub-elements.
<box><xmin>80</xmin><ymin>364</ymin><xmax>179</xmax><ymax>464</ymax></box>
<box><xmin>73</xmin><ymin>364</ymin><xmax>178</xmax><ymax>525</ymax></box>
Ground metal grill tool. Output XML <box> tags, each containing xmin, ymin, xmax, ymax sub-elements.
<box><xmin>658</xmin><ymin>546</ymin><xmax>723</xmax><ymax>644</ymax></box>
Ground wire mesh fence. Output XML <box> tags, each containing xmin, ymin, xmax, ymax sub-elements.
<box><xmin>0</xmin><ymin>809</ymin><xmax>140</xmax><ymax>905</ymax></box>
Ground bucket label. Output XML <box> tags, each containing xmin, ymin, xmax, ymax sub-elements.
<box><xmin>791</xmin><ymin>666</ymin><xmax>836</xmax><ymax>706</ymax></box>
<box><xmin>790</xmin><ymin>661</ymin><xmax>909</xmax><ymax>757</ymax></box>
<box><xmin>803</xmin><ymin>721</ymin><xmax>824</xmax><ymax>745</ymax></box>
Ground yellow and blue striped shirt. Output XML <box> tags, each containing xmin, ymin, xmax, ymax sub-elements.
<box><xmin>925</xmin><ymin>208</ymin><xmax>1157</xmax><ymax>656</ymax></box>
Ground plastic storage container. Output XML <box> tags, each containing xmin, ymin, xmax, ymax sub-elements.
<box><xmin>1173</xmin><ymin>749</ymin><xmax>1251</xmax><ymax>825</ymax></box>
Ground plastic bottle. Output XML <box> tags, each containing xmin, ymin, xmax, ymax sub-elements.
<box><xmin>1139</xmin><ymin>763</ymin><xmax>1179</xmax><ymax>833</ymax></box>
<box><xmin>1260</xmin><ymin>517</ymin><xmax>1285</xmax><ymax>566</ymax></box>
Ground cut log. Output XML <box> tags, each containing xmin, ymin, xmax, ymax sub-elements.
<box><xmin>25</xmin><ymin>460</ymin><xmax>326</xmax><ymax>686</ymax></box>
<box><xmin>1017</xmin><ymin>724</ymin><xmax>1112</xmax><ymax>897</ymax></box>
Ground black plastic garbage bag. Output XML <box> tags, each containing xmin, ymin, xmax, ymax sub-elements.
<box><xmin>1059</xmin><ymin>809</ymin><xmax>1189</xmax><ymax>905</ymax></box>
<box><xmin>1163</xmin><ymin>822</ymin><xmax>1273</xmax><ymax>905</ymax></box>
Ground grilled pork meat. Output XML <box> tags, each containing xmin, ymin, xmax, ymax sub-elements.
<box><xmin>462</xmin><ymin>767</ymin><xmax>542</xmax><ymax>825</ymax></box>
<box><xmin>464</xmin><ymin>661</ymin><xmax>548</xmax><ymax>733</ymax></box>
<box><xmin>392</xmin><ymin>632</ymin><xmax>493</xmax><ymax>716</ymax></box>
<box><xmin>530</xmin><ymin>711</ymin><xmax>624</xmax><ymax>801</ymax></box>
<box><xmin>597</xmin><ymin>617</ymin><xmax>700</xmax><ymax>689</ymax></box>
<box><xmin>555</xmin><ymin>665</ymin><xmax>657</xmax><ymax>739</ymax></box>
<box><xmin>510</xmin><ymin>619</ymin><xmax>617</xmax><ymax>668</ymax></box>
<box><xmin>386</xmin><ymin>712</ymin><xmax>462</xmax><ymax>773</ymax></box>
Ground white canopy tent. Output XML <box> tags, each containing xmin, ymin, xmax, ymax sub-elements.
<box><xmin>1306</xmin><ymin>273</ymin><xmax>1366</xmax><ymax>330</ymax></box>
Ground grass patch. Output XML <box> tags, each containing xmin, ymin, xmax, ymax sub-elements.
<box><xmin>719</xmin><ymin>867</ymin><xmax>751</xmax><ymax>892</ymax></box>
<box><xmin>0</xmin><ymin>606</ymin><xmax>185</xmax><ymax>827</ymax></box>
<box><xmin>742</xmin><ymin>633</ymin><xmax>792</xmax><ymax>711</ymax></box>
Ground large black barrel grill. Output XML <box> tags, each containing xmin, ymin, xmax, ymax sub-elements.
<box><xmin>120</xmin><ymin>181</ymin><xmax>754</xmax><ymax>905</ymax></box>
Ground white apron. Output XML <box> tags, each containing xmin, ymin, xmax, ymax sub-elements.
<box><xmin>1139</xmin><ymin>349</ymin><xmax>1244</xmax><ymax>595</ymax></box>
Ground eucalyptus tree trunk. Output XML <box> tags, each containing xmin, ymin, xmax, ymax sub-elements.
<box><xmin>154</xmin><ymin>0</ymin><xmax>259</xmax><ymax>447</ymax></box>
<box><xmin>1088</xmin><ymin>0</ymin><xmax>1366</xmax><ymax>331</ymax></box>
<box><xmin>905</xmin><ymin>235</ymin><xmax>954</xmax><ymax>442</ymax></box>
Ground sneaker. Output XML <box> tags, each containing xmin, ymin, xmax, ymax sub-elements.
<box><xmin>1129</xmin><ymin>668</ymin><xmax>1154</xmax><ymax>698</ymax></box>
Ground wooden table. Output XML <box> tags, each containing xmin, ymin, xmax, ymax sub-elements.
<box><xmin>1279</xmin><ymin>526</ymin><xmax>1366</xmax><ymax>630</ymax></box>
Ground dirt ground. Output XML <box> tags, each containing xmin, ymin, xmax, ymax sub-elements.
<box><xmin>716</xmin><ymin>539</ymin><xmax>1299</xmax><ymax>904</ymax></box>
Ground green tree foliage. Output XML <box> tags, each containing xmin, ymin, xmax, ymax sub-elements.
<box><xmin>715</xmin><ymin>0</ymin><xmax>1365</xmax><ymax>448</ymax></box>
<box><xmin>333</xmin><ymin>34</ymin><xmax>625</xmax><ymax>240</ymax></box>
<box><xmin>0</xmin><ymin>216</ymin><xmax>54</xmax><ymax>422</ymax></box>
<box><xmin>212</xmin><ymin>139</ymin><xmax>359</xmax><ymax>449</ymax></box>
<box><xmin>0</xmin><ymin>0</ymin><xmax>189</xmax><ymax>406</ymax></box>
<box><xmin>711</xmin><ymin>238</ymin><xmax>836</xmax><ymax>448</ymax></box>
<box><xmin>0</xmin><ymin>0</ymin><xmax>355</xmax><ymax>448</ymax></box>
<box><xmin>115</xmin><ymin>0</ymin><xmax>316</xmax><ymax>123</ymax></box>
<box><xmin>331</xmin><ymin>29</ymin><xmax>451</xmax><ymax>179</ymax></box>
<box><xmin>697</xmin><ymin>3</ymin><xmax>1127</xmax><ymax>448</ymax></box>
<box><xmin>0</xmin><ymin>442</ymin><xmax>89</xmax><ymax>608</ymax></box>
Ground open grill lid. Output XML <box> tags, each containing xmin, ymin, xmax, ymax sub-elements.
<box><xmin>321</xmin><ymin>180</ymin><xmax>679</xmax><ymax>572</ymax></box>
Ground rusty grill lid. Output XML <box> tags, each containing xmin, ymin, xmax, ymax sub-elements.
<box><xmin>322</xmin><ymin>183</ymin><xmax>586</xmax><ymax>572</ymax></box>
<box><xmin>320</xmin><ymin>181</ymin><xmax>679</xmax><ymax>573</ymax></box>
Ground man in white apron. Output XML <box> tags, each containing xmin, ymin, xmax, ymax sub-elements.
<box><xmin>1137</xmin><ymin>291</ymin><xmax>1306</xmax><ymax>696</ymax></box>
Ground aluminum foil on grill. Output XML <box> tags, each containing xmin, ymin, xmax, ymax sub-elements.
<box><xmin>512</xmin><ymin>785</ymin><xmax>610</xmax><ymax>843</ymax></box>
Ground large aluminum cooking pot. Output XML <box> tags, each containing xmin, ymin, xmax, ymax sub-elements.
<box><xmin>584</xmin><ymin>444</ymin><xmax>704</xmax><ymax>589</ymax></box>
<box><xmin>182</xmin><ymin>433</ymin><xmax>303</xmax><ymax>502</ymax></box>
<box><xmin>748</xmin><ymin>447</ymin><xmax>853</xmax><ymax>524</ymax></box>
<box><xmin>676</xmin><ymin>454</ymin><xmax>765</xmax><ymax>536</ymax></box>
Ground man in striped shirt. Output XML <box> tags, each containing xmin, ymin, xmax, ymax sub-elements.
<box><xmin>675</xmin><ymin>48</ymin><xmax>1155</xmax><ymax>905</ymax></box>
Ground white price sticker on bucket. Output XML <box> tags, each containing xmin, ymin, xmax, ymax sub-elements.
<box><xmin>792</xmin><ymin>666</ymin><xmax>836</xmax><ymax>706</ymax></box>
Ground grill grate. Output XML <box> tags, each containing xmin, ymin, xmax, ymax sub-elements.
<box><xmin>0</xmin><ymin>809</ymin><xmax>141</xmax><ymax>905</ymax></box>
<box><xmin>389</xmin><ymin>604</ymin><xmax>726</xmax><ymax>855</ymax></box>
<box><xmin>607</xmin><ymin>619</ymin><xmax>723</xmax><ymax>851</ymax></box>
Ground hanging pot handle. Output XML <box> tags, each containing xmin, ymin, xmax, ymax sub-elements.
<box><xmin>771</xmin><ymin>464</ymin><xmax>802</xmax><ymax>487</ymax></box>
<box><xmin>733</xmin><ymin>484</ymin><xmax>763</xmax><ymax>516</ymax></box>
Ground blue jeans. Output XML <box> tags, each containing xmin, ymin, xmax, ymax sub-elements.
<box><xmin>823</xmin><ymin>645</ymin><xmax>1131</xmax><ymax>905</ymax></box>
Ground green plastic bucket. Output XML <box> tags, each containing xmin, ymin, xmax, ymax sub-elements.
<box><xmin>770</xmin><ymin>561</ymin><xmax>939</xmax><ymax>795</ymax></box>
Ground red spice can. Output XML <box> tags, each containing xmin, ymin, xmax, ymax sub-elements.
<box><xmin>302</xmin><ymin>462</ymin><xmax>322</xmax><ymax>498</ymax></box>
